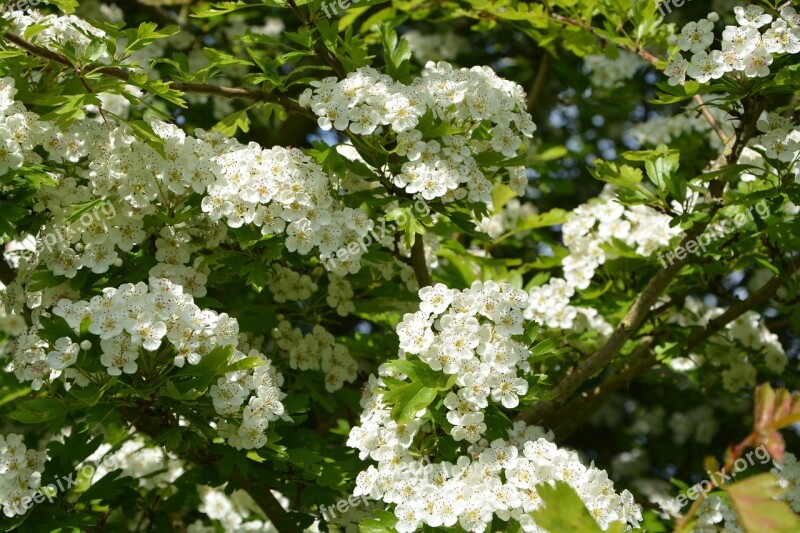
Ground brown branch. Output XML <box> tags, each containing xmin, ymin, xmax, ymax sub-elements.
<box><xmin>550</xmin><ymin>337</ymin><xmax>656</xmax><ymax>439</ymax></box>
<box><xmin>518</xmin><ymin>252</ymin><xmax>690</xmax><ymax>424</ymax></box>
<box><xmin>518</xmin><ymin>94</ymin><xmax>766</xmax><ymax>427</ymax></box>
<box><xmin>1</xmin><ymin>32</ymin><xmax>314</xmax><ymax>118</ymax></box>
<box><xmin>685</xmin><ymin>260</ymin><xmax>800</xmax><ymax>350</ymax></box>
<box><xmin>548</xmin><ymin>11</ymin><xmax>735</xmax><ymax>142</ymax></box>
<box><xmin>550</xmin><ymin>259</ymin><xmax>800</xmax><ymax>438</ymax></box>
<box><xmin>693</xmin><ymin>94</ymin><xmax>729</xmax><ymax>144</ymax></box>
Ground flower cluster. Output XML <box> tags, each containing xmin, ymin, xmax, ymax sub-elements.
<box><xmin>267</xmin><ymin>265</ymin><xmax>318</xmax><ymax>303</ymax></box>
<box><xmin>300</xmin><ymin>63</ymin><xmax>535</xmax><ymax>204</ymax></box>
<box><xmin>326</xmin><ymin>274</ymin><xmax>356</xmax><ymax>317</ymax></box>
<box><xmin>0</xmin><ymin>433</ymin><xmax>48</xmax><ymax>518</ymax></box>
<box><xmin>272</xmin><ymin>321</ymin><xmax>357</xmax><ymax>392</ymax></box>
<box><xmin>344</xmin><ymin>281</ymin><xmax>641</xmax><ymax>531</ymax></box>
<box><xmin>7</xmin><ymin>278</ymin><xmax>286</xmax><ymax>449</ymax></box>
<box><xmin>774</xmin><ymin>452</ymin><xmax>800</xmax><ymax>513</ymax></box>
<box><xmin>197</xmin><ymin>126</ymin><xmax>374</xmax><ymax>266</ymax></box>
<box><xmin>0</xmin><ymin>72</ymin><xmax>381</xmax><ymax>282</ymax></box>
<box><xmin>4</xmin><ymin>10</ymin><xmax>109</xmax><ymax>58</ymax></box>
<box><xmin>189</xmin><ymin>485</ymin><xmax>283</xmax><ymax>532</ymax></box>
<box><xmin>402</xmin><ymin>30</ymin><xmax>469</xmax><ymax>63</ymax></box>
<box><xmin>395</xmin><ymin>282</ymin><xmax>531</xmax><ymax>443</ymax></box>
<box><xmin>666</xmin><ymin>6</ymin><xmax>800</xmax><ymax>85</ymax></box>
<box><xmin>584</xmin><ymin>51</ymin><xmax>645</xmax><ymax>89</ymax></box>
<box><xmin>667</xmin><ymin>296</ymin><xmax>787</xmax><ymax>392</ymax></box>
<box><xmin>693</xmin><ymin>494</ymin><xmax>745</xmax><ymax>533</ymax></box>
<box><xmin>754</xmin><ymin>111</ymin><xmax>800</xmax><ymax>165</ymax></box>
<box><xmin>348</xmin><ymin>387</ymin><xmax>641</xmax><ymax>533</ymax></box>
<box><xmin>524</xmin><ymin>193</ymin><xmax>680</xmax><ymax>331</ymax></box>
<box><xmin>630</xmin><ymin>101</ymin><xmax>733</xmax><ymax>151</ymax></box>
<box><xmin>85</xmin><ymin>437</ymin><xmax>183</xmax><ymax>490</ymax></box>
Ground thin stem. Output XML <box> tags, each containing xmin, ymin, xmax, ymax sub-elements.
<box><xmin>410</xmin><ymin>233</ymin><xmax>433</xmax><ymax>288</ymax></box>
<box><xmin>693</xmin><ymin>94</ymin><xmax>729</xmax><ymax>144</ymax></box>
<box><xmin>1</xmin><ymin>32</ymin><xmax>314</xmax><ymax>118</ymax></box>
<box><xmin>286</xmin><ymin>0</ymin><xmax>346</xmax><ymax>79</ymax></box>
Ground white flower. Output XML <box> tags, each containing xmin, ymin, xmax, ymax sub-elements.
<box><xmin>678</xmin><ymin>20</ymin><xmax>715</xmax><ymax>54</ymax></box>
<box><xmin>419</xmin><ymin>284</ymin><xmax>454</xmax><ymax>315</ymax></box>
<box><xmin>665</xmin><ymin>56</ymin><xmax>689</xmax><ymax>86</ymax></box>
<box><xmin>100</xmin><ymin>347</ymin><xmax>138</xmax><ymax>375</ymax></box>
<box><xmin>687</xmin><ymin>51</ymin><xmax>725</xmax><ymax>83</ymax></box>
<box><xmin>46</xmin><ymin>337</ymin><xmax>79</xmax><ymax>370</ymax></box>
<box><xmin>734</xmin><ymin>5</ymin><xmax>773</xmax><ymax>29</ymax></box>
<box><xmin>743</xmin><ymin>47</ymin><xmax>773</xmax><ymax>77</ymax></box>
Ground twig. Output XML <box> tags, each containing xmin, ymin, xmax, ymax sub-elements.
<box><xmin>286</xmin><ymin>0</ymin><xmax>346</xmax><ymax>79</ymax></box>
<box><xmin>1</xmin><ymin>32</ymin><xmax>314</xmax><ymax>118</ymax></box>
<box><xmin>549</xmin><ymin>12</ymin><xmax>659</xmax><ymax>64</ymax></box>
<box><xmin>693</xmin><ymin>94</ymin><xmax>729</xmax><ymax>144</ymax></box>
<box><xmin>548</xmin><ymin>11</ymin><xmax>734</xmax><ymax>141</ymax></box>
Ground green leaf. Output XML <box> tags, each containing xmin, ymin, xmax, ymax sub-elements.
<box><xmin>47</xmin><ymin>0</ymin><xmax>79</xmax><ymax>13</ymax></box>
<box><xmin>623</xmin><ymin>145</ymin><xmax>680</xmax><ymax>194</ymax></box>
<box><xmin>9</xmin><ymin>398</ymin><xmax>74</xmax><ymax>424</ymax></box>
<box><xmin>359</xmin><ymin>509</ymin><xmax>399</xmax><ymax>533</ymax></box>
<box><xmin>124</xmin><ymin>23</ymin><xmax>180</xmax><ymax>54</ymax></box>
<box><xmin>591</xmin><ymin>161</ymin><xmax>655</xmax><ymax>203</ymax></box>
<box><xmin>532</xmin><ymin>481</ymin><xmax>626</xmax><ymax>533</ymax></box>
<box><xmin>382</xmin><ymin>360</ymin><xmax>455</xmax><ymax>422</ymax></box>
<box><xmin>379</xmin><ymin>23</ymin><xmax>411</xmax><ymax>83</ymax></box>
<box><xmin>213</xmin><ymin>107</ymin><xmax>253</xmax><ymax>136</ymax></box>
<box><xmin>530</xmin><ymin>338</ymin><xmax>561</xmax><ymax>361</ymax></box>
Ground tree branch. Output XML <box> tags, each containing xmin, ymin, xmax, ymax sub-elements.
<box><xmin>549</xmin><ymin>258</ymin><xmax>800</xmax><ymax>438</ymax></box>
<box><xmin>1</xmin><ymin>32</ymin><xmax>314</xmax><ymax>118</ymax></box>
<box><xmin>692</xmin><ymin>94</ymin><xmax>729</xmax><ymax>144</ymax></box>
<box><xmin>549</xmin><ymin>337</ymin><xmax>656</xmax><ymax>439</ymax></box>
<box><xmin>548</xmin><ymin>11</ymin><xmax>732</xmax><ymax>141</ymax></box>
<box><xmin>518</xmin><ymin>94</ymin><xmax>766</xmax><ymax>427</ymax></box>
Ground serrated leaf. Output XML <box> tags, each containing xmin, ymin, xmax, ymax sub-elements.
<box><xmin>724</xmin><ymin>473</ymin><xmax>800</xmax><ymax>533</ymax></box>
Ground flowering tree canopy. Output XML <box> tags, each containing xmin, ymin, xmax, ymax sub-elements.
<box><xmin>1</xmin><ymin>0</ymin><xmax>799</xmax><ymax>531</ymax></box>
